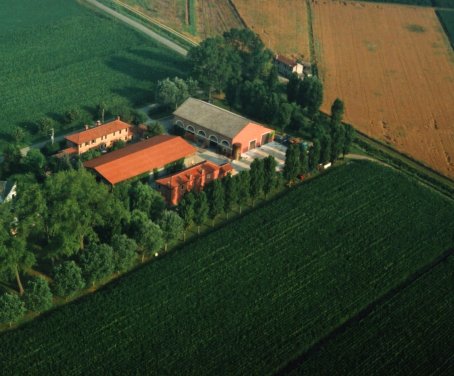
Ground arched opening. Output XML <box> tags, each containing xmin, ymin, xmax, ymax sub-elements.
<box><xmin>175</xmin><ymin>120</ymin><xmax>184</xmax><ymax>128</ymax></box>
<box><xmin>221</xmin><ymin>140</ymin><xmax>230</xmax><ymax>148</ymax></box>
<box><xmin>197</xmin><ymin>130</ymin><xmax>206</xmax><ymax>138</ymax></box>
<box><xmin>209</xmin><ymin>135</ymin><xmax>218</xmax><ymax>148</ymax></box>
<box><xmin>186</xmin><ymin>125</ymin><xmax>195</xmax><ymax>134</ymax></box>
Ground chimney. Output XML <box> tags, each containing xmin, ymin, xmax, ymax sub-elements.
<box><xmin>96</xmin><ymin>120</ymin><xmax>101</xmax><ymax>126</ymax></box>
<box><xmin>84</xmin><ymin>124</ymin><xmax>89</xmax><ymax>130</ymax></box>
<box><xmin>116</xmin><ymin>115</ymin><xmax>120</xmax><ymax>121</ymax></box>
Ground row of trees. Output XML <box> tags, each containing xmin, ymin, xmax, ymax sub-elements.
<box><xmin>178</xmin><ymin>156</ymin><xmax>281</xmax><ymax>237</ymax></box>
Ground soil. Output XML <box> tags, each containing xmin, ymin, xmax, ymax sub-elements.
<box><xmin>233</xmin><ymin>0</ymin><xmax>311</xmax><ymax>61</ymax></box>
<box><xmin>312</xmin><ymin>0</ymin><xmax>454</xmax><ymax>178</ymax></box>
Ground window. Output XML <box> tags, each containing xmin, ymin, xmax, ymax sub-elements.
<box><xmin>92</xmin><ymin>139</ymin><xmax>96</xmax><ymax>144</ymax></box>
<box><xmin>113</xmin><ymin>132</ymin><xmax>116</xmax><ymax>136</ymax></box>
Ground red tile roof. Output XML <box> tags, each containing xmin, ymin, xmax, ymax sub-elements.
<box><xmin>275</xmin><ymin>54</ymin><xmax>297</xmax><ymax>67</ymax></box>
<box><xmin>156</xmin><ymin>160</ymin><xmax>228</xmax><ymax>189</ymax></box>
<box><xmin>84</xmin><ymin>135</ymin><xmax>196</xmax><ymax>185</ymax></box>
<box><xmin>65</xmin><ymin>119</ymin><xmax>132</xmax><ymax>145</ymax></box>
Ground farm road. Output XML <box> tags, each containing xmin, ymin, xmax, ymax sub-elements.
<box><xmin>82</xmin><ymin>0</ymin><xmax>188</xmax><ymax>56</ymax></box>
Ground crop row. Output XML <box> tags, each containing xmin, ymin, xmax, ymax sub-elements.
<box><xmin>1</xmin><ymin>161</ymin><xmax>453</xmax><ymax>375</ymax></box>
<box><xmin>291</xmin><ymin>256</ymin><xmax>454</xmax><ymax>375</ymax></box>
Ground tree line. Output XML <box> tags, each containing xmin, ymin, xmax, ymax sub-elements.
<box><xmin>0</xmin><ymin>154</ymin><xmax>282</xmax><ymax>328</ymax></box>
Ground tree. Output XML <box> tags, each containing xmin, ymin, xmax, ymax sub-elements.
<box><xmin>276</xmin><ymin>102</ymin><xmax>293</xmax><ymax>130</ymax></box>
<box><xmin>222</xmin><ymin>174</ymin><xmax>238</xmax><ymax>218</ymax></box>
<box><xmin>158</xmin><ymin>210</ymin><xmax>184</xmax><ymax>251</ymax></box>
<box><xmin>331</xmin><ymin>98</ymin><xmax>345</xmax><ymax>126</ymax></box>
<box><xmin>173</xmin><ymin>77</ymin><xmax>190</xmax><ymax>107</ymax></box>
<box><xmin>79</xmin><ymin>243</ymin><xmax>115</xmax><ymax>286</ymax></box>
<box><xmin>110</xmin><ymin>234</ymin><xmax>138</xmax><ymax>273</ymax></box>
<box><xmin>96</xmin><ymin>102</ymin><xmax>108</xmax><ymax>123</ymax></box>
<box><xmin>308</xmin><ymin>139</ymin><xmax>321</xmax><ymax>171</ymax></box>
<box><xmin>331</xmin><ymin>125</ymin><xmax>345</xmax><ymax>162</ymax></box>
<box><xmin>223</xmin><ymin>28</ymin><xmax>272</xmax><ymax>82</ymax></box>
<box><xmin>11</xmin><ymin>126</ymin><xmax>25</xmax><ymax>143</ymax></box>
<box><xmin>129</xmin><ymin>210</ymin><xmax>163</xmax><ymax>261</ymax></box>
<box><xmin>287</xmin><ymin>73</ymin><xmax>300</xmax><ymax>103</ymax></box>
<box><xmin>21</xmin><ymin>149</ymin><xmax>46</xmax><ymax>177</ymax></box>
<box><xmin>131</xmin><ymin>110</ymin><xmax>148</xmax><ymax>126</ymax></box>
<box><xmin>263</xmin><ymin>156</ymin><xmax>278</xmax><ymax>198</ymax></box>
<box><xmin>297</xmin><ymin>77</ymin><xmax>323</xmax><ymax>116</ymax></box>
<box><xmin>129</xmin><ymin>181</ymin><xmax>165</xmax><ymax>221</ymax></box>
<box><xmin>188</xmin><ymin>36</ymin><xmax>237</xmax><ymax>101</ymax></box>
<box><xmin>283</xmin><ymin>144</ymin><xmax>301</xmax><ymax>183</ymax></box>
<box><xmin>0</xmin><ymin>205</ymin><xmax>36</xmax><ymax>295</ymax></box>
<box><xmin>236</xmin><ymin>171</ymin><xmax>250</xmax><ymax>214</ymax></box>
<box><xmin>320</xmin><ymin>134</ymin><xmax>332</xmax><ymax>165</ymax></box>
<box><xmin>193</xmin><ymin>191</ymin><xmax>209</xmax><ymax>234</ymax></box>
<box><xmin>289</xmin><ymin>107</ymin><xmax>309</xmax><ymax>131</ymax></box>
<box><xmin>155</xmin><ymin>78</ymin><xmax>178</xmax><ymax>110</ymax></box>
<box><xmin>0</xmin><ymin>293</ymin><xmax>26</xmax><ymax>327</ymax></box>
<box><xmin>146</xmin><ymin>122</ymin><xmax>165</xmax><ymax>137</ymax></box>
<box><xmin>23</xmin><ymin>277</ymin><xmax>53</xmax><ymax>312</ymax></box>
<box><xmin>44</xmin><ymin>169</ymin><xmax>129</xmax><ymax>259</ymax></box>
<box><xmin>52</xmin><ymin>261</ymin><xmax>85</xmax><ymax>297</ymax></box>
<box><xmin>343</xmin><ymin>125</ymin><xmax>355</xmax><ymax>157</ymax></box>
<box><xmin>36</xmin><ymin>117</ymin><xmax>54</xmax><ymax>137</ymax></box>
<box><xmin>249</xmin><ymin>159</ymin><xmax>265</xmax><ymax>205</ymax></box>
<box><xmin>205</xmin><ymin>180</ymin><xmax>225</xmax><ymax>226</ymax></box>
<box><xmin>178</xmin><ymin>192</ymin><xmax>195</xmax><ymax>241</ymax></box>
<box><xmin>300</xmin><ymin>146</ymin><xmax>309</xmax><ymax>175</ymax></box>
<box><xmin>64</xmin><ymin>108</ymin><xmax>80</xmax><ymax>124</ymax></box>
<box><xmin>1</xmin><ymin>144</ymin><xmax>23</xmax><ymax>176</ymax></box>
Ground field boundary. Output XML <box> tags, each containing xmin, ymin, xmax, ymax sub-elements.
<box><xmin>352</xmin><ymin>127</ymin><xmax>454</xmax><ymax>198</ymax></box>
<box><xmin>436</xmin><ymin>9</ymin><xmax>454</xmax><ymax>50</ymax></box>
<box><xmin>227</xmin><ymin>0</ymin><xmax>248</xmax><ymax>28</ymax></box>
<box><xmin>274</xmin><ymin>247</ymin><xmax>454</xmax><ymax>375</ymax></box>
<box><xmin>305</xmin><ymin>0</ymin><xmax>318</xmax><ymax>76</ymax></box>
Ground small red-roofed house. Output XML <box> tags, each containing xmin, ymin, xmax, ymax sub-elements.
<box><xmin>65</xmin><ymin>117</ymin><xmax>133</xmax><ymax>155</ymax></box>
<box><xmin>84</xmin><ymin>135</ymin><xmax>197</xmax><ymax>185</ymax></box>
<box><xmin>155</xmin><ymin>160</ymin><xmax>233</xmax><ymax>206</ymax></box>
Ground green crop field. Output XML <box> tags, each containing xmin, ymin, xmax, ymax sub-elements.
<box><xmin>0</xmin><ymin>0</ymin><xmax>186</xmax><ymax>146</ymax></box>
<box><xmin>1</xmin><ymin>161</ymin><xmax>454</xmax><ymax>375</ymax></box>
<box><xmin>290</xmin><ymin>257</ymin><xmax>454</xmax><ymax>375</ymax></box>
<box><xmin>438</xmin><ymin>10</ymin><xmax>454</xmax><ymax>45</ymax></box>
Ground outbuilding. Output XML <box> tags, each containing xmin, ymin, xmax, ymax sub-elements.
<box><xmin>173</xmin><ymin>98</ymin><xmax>274</xmax><ymax>158</ymax></box>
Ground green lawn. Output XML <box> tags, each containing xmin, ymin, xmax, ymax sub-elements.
<box><xmin>0</xmin><ymin>0</ymin><xmax>186</xmax><ymax>146</ymax></box>
<box><xmin>1</xmin><ymin>161</ymin><xmax>454</xmax><ymax>375</ymax></box>
<box><xmin>290</xmin><ymin>256</ymin><xmax>454</xmax><ymax>375</ymax></box>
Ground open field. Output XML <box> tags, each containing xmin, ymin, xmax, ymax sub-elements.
<box><xmin>120</xmin><ymin>0</ymin><xmax>244</xmax><ymax>41</ymax></box>
<box><xmin>355</xmin><ymin>0</ymin><xmax>454</xmax><ymax>7</ymax></box>
<box><xmin>290</xmin><ymin>256</ymin><xmax>454</xmax><ymax>375</ymax></box>
<box><xmin>1</xmin><ymin>162</ymin><xmax>454</xmax><ymax>375</ymax></box>
<box><xmin>233</xmin><ymin>0</ymin><xmax>311</xmax><ymax>61</ymax></box>
<box><xmin>313</xmin><ymin>0</ymin><xmax>454</xmax><ymax>178</ymax></box>
<box><xmin>0</xmin><ymin>0</ymin><xmax>186</xmax><ymax>146</ymax></box>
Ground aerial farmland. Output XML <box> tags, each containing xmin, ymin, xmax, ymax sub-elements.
<box><xmin>0</xmin><ymin>0</ymin><xmax>453</xmax><ymax>375</ymax></box>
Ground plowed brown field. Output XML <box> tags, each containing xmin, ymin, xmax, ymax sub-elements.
<box><xmin>313</xmin><ymin>0</ymin><xmax>454</xmax><ymax>177</ymax></box>
<box><xmin>233</xmin><ymin>0</ymin><xmax>311</xmax><ymax>61</ymax></box>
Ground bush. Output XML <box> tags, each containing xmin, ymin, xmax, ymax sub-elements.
<box><xmin>52</xmin><ymin>261</ymin><xmax>85</xmax><ymax>297</ymax></box>
<box><xmin>24</xmin><ymin>277</ymin><xmax>53</xmax><ymax>312</ymax></box>
<box><xmin>79</xmin><ymin>244</ymin><xmax>115</xmax><ymax>286</ymax></box>
<box><xmin>0</xmin><ymin>293</ymin><xmax>26</xmax><ymax>327</ymax></box>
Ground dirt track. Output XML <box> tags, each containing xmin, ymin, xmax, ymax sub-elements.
<box><xmin>313</xmin><ymin>0</ymin><xmax>454</xmax><ymax>178</ymax></box>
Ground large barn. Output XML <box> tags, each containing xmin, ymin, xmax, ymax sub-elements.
<box><xmin>84</xmin><ymin>135</ymin><xmax>196</xmax><ymax>185</ymax></box>
<box><xmin>173</xmin><ymin>98</ymin><xmax>274</xmax><ymax>157</ymax></box>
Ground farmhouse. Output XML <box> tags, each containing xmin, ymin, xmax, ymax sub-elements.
<box><xmin>274</xmin><ymin>54</ymin><xmax>303</xmax><ymax>77</ymax></box>
<box><xmin>63</xmin><ymin>117</ymin><xmax>133</xmax><ymax>155</ymax></box>
<box><xmin>84</xmin><ymin>135</ymin><xmax>196</xmax><ymax>185</ymax></box>
<box><xmin>156</xmin><ymin>160</ymin><xmax>233</xmax><ymax>206</ymax></box>
<box><xmin>173</xmin><ymin>98</ymin><xmax>274</xmax><ymax>158</ymax></box>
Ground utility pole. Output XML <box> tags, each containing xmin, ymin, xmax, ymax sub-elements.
<box><xmin>51</xmin><ymin>128</ymin><xmax>55</xmax><ymax>145</ymax></box>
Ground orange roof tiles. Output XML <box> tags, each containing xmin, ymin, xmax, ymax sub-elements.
<box><xmin>275</xmin><ymin>54</ymin><xmax>298</xmax><ymax>67</ymax></box>
<box><xmin>84</xmin><ymin>135</ymin><xmax>196</xmax><ymax>185</ymax></box>
<box><xmin>156</xmin><ymin>160</ymin><xmax>228</xmax><ymax>189</ymax></box>
<box><xmin>65</xmin><ymin>119</ymin><xmax>131</xmax><ymax>145</ymax></box>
